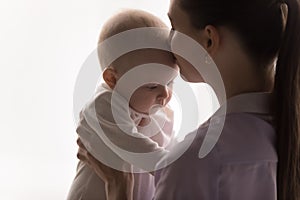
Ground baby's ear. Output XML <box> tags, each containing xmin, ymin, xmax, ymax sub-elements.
<box><xmin>103</xmin><ymin>67</ymin><xmax>118</xmax><ymax>89</ymax></box>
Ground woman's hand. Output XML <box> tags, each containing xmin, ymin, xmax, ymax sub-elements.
<box><xmin>76</xmin><ymin>138</ymin><xmax>134</xmax><ymax>200</ymax></box>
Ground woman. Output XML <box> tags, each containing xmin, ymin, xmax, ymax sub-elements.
<box><xmin>77</xmin><ymin>0</ymin><xmax>300</xmax><ymax>199</ymax></box>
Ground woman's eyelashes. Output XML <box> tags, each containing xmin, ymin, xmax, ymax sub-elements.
<box><xmin>168</xmin><ymin>28</ymin><xmax>175</xmax><ymax>48</ymax></box>
<box><xmin>171</xmin><ymin>52</ymin><xmax>177</xmax><ymax>61</ymax></box>
<box><xmin>168</xmin><ymin>28</ymin><xmax>178</xmax><ymax>63</ymax></box>
<box><xmin>167</xmin><ymin>80</ymin><xmax>174</xmax><ymax>86</ymax></box>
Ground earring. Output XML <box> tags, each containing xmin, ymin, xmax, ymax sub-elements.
<box><xmin>205</xmin><ymin>54</ymin><xmax>212</xmax><ymax>64</ymax></box>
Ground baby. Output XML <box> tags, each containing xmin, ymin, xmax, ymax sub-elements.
<box><xmin>67</xmin><ymin>9</ymin><xmax>178</xmax><ymax>200</ymax></box>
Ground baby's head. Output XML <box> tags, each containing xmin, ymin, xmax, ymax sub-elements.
<box><xmin>98</xmin><ymin>9</ymin><xmax>178</xmax><ymax>114</ymax></box>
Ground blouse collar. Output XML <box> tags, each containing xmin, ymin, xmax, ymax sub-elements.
<box><xmin>213</xmin><ymin>92</ymin><xmax>273</xmax><ymax>118</ymax></box>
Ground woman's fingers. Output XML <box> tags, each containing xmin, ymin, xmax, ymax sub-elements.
<box><xmin>77</xmin><ymin>147</ymin><xmax>87</xmax><ymax>162</ymax></box>
<box><xmin>76</xmin><ymin>138</ymin><xmax>90</xmax><ymax>163</ymax></box>
<box><xmin>76</xmin><ymin>138</ymin><xmax>108</xmax><ymax>180</ymax></box>
<box><xmin>77</xmin><ymin>137</ymin><xmax>85</xmax><ymax>148</ymax></box>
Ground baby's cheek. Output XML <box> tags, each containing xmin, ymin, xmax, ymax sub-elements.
<box><xmin>139</xmin><ymin>96</ymin><xmax>157</xmax><ymax>113</ymax></box>
<box><xmin>166</xmin><ymin>90</ymin><xmax>173</xmax><ymax>104</ymax></box>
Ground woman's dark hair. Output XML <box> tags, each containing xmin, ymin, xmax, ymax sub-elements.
<box><xmin>178</xmin><ymin>0</ymin><xmax>300</xmax><ymax>199</ymax></box>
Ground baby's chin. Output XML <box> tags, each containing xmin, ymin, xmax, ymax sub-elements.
<box><xmin>131</xmin><ymin>104</ymin><xmax>164</xmax><ymax>116</ymax></box>
<box><xmin>149</xmin><ymin>105</ymin><xmax>164</xmax><ymax>115</ymax></box>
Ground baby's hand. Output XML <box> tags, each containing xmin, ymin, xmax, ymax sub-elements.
<box><xmin>149</xmin><ymin>106</ymin><xmax>174</xmax><ymax>147</ymax></box>
<box><xmin>163</xmin><ymin>106</ymin><xmax>174</xmax><ymax>123</ymax></box>
<box><xmin>138</xmin><ymin>117</ymin><xmax>151</xmax><ymax>127</ymax></box>
<box><xmin>162</xmin><ymin>106</ymin><xmax>174</xmax><ymax>138</ymax></box>
<box><xmin>136</xmin><ymin>106</ymin><xmax>174</xmax><ymax>148</ymax></box>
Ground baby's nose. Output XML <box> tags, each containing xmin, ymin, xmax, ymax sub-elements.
<box><xmin>157</xmin><ymin>86</ymin><xmax>170</xmax><ymax>106</ymax></box>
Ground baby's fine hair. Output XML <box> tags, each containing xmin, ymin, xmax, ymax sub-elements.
<box><xmin>97</xmin><ymin>9</ymin><xmax>169</xmax><ymax>70</ymax></box>
<box><xmin>99</xmin><ymin>9</ymin><xmax>167</xmax><ymax>43</ymax></box>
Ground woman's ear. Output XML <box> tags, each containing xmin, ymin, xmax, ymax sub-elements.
<box><xmin>103</xmin><ymin>68</ymin><xmax>118</xmax><ymax>89</ymax></box>
<box><xmin>202</xmin><ymin>25</ymin><xmax>220</xmax><ymax>56</ymax></box>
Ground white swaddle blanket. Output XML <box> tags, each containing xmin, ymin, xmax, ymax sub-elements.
<box><xmin>77</xmin><ymin>83</ymin><xmax>173</xmax><ymax>173</ymax></box>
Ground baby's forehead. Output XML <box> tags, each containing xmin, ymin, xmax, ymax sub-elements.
<box><xmin>121</xmin><ymin>49</ymin><xmax>177</xmax><ymax>71</ymax></box>
<box><xmin>122</xmin><ymin>62</ymin><xmax>178</xmax><ymax>86</ymax></box>
<box><xmin>124</xmin><ymin>51</ymin><xmax>178</xmax><ymax>83</ymax></box>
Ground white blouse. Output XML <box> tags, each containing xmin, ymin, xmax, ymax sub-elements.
<box><xmin>154</xmin><ymin>92</ymin><xmax>277</xmax><ymax>200</ymax></box>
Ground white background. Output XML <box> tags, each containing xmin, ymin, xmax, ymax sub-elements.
<box><xmin>0</xmin><ymin>0</ymin><xmax>217</xmax><ymax>199</ymax></box>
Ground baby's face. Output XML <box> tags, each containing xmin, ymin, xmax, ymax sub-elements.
<box><xmin>130</xmin><ymin>80</ymin><xmax>174</xmax><ymax>114</ymax></box>
<box><xmin>125</xmin><ymin>50</ymin><xmax>178</xmax><ymax>114</ymax></box>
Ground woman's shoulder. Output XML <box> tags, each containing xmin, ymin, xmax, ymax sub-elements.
<box><xmin>154</xmin><ymin>113</ymin><xmax>278</xmax><ymax>199</ymax></box>
<box><xmin>215</xmin><ymin>112</ymin><xmax>277</xmax><ymax>163</ymax></box>
<box><xmin>157</xmin><ymin>112</ymin><xmax>277</xmax><ymax>175</ymax></box>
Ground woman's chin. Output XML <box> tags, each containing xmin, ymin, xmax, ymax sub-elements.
<box><xmin>180</xmin><ymin>73</ymin><xmax>204</xmax><ymax>83</ymax></box>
